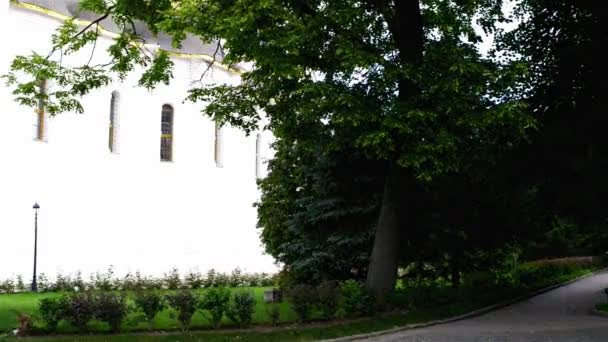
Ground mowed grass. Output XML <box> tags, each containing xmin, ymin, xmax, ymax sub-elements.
<box><xmin>0</xmin><ymin>288</ymin><xmax>296</xmax><ymax>333</ymax></box>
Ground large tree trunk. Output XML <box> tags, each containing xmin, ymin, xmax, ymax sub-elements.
<box><xmin>365</xmin><ymin>0</ymin><xmax>424</xmax><ymax>303</ymax></box>
<box><xmin>365</xmin><ymin>162</ymin><xmax>408</xmax><ymax>303</ymax></box>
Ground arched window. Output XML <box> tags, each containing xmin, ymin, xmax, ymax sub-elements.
<box><xmin>34</xmin><ymin>79</ymin><xmax>47</xmax><ymax>141</ymax></box>
<box><xmin>160</xmin><ymin>104</ymin><xmax>174</xmax><ymax>161</ymax></box>
<box><xmin>108</xmin><ymin>91</ymin><xmax>120</xmax><ymax>153</ymax></box>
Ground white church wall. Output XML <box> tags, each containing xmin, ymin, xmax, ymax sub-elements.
<box><xmin>0</xmin><ymin>3</ymin><xmax>277</xmax><ymax>279</ymax></box>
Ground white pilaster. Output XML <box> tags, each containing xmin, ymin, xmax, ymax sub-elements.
<box><xmin>255</xmin><ymin>133</ymin><xmax>262</xmax><ymax>178</ymax></box>
<box><xmin>0</xmin><ymin>0</ymin><xmax>10</xmax><ymax>71</ymax></box>
<box><xmin>215</xmin><ymin>121</ymin><xmax>224</xmax><ymax>167</ymax></box>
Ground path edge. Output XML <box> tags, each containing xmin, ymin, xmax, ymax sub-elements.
<box><xmin>322</xmin><ymin>268</ymin><xmax>608</xmax><ymax>342</ymax></box>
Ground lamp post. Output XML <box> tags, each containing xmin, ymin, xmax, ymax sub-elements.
<box><xmin>32</xmin><ymin>202</ymin><xmax>40</xmax><ymax>292</ymax></box>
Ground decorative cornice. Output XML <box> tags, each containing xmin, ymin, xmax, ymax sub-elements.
<box><xmin>10</xmin><ymin>0</ymin><xmax>242</xmax><ymax>74</ymax></box>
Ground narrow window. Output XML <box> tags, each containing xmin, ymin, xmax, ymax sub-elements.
<box><xmin>108</xmin><ymin>91</ymin><xmax>120</xmax><ymax>153</ymax></box>
<box><xmin>160</xmin><ymin>104</ymin><xmax>174</xmax><ymax>161</ymax></box>
<box><xmin>34</xmin><ymin>79</ymin><xmax>47</xmax><ymax>141</ymax></box>
<box><xmin>255</xmin><ymin>133</ymin><xmax>262</xmax><ymax>178</ymax></box>
<box><xmin>214</xmin><ymin>120</ymin><xmax>223</xmax><ymax>167</ymax></box>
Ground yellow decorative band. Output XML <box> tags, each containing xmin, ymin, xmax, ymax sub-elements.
<box><xmin>10</xmin><ymin>1</ymin><xmax>241</xmax><ymax>74</ymax></box>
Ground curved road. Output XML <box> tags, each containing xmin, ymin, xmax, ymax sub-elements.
<box><xmin>362</xmin><ymin>271</ymin><xmax>608</xmax><ymax>341</ymax></box>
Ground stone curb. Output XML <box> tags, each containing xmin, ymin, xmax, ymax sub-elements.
<box><xmin>322</xmin><ymin>268</ymin><xmax>608</xmax><ymax>342</ymax></box>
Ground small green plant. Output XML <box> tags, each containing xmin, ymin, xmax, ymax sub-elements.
<box><xmin>215</xmin><ymin>272</ymin><xmax>230</xmax><ymax>287</ymax></box>
<box><xmin>339</xmin><ymin>280</ymin><xmax>375</xmax><ymax>317</ymax></box>
<box><xmin>39</xmin><ymin>297</ymin><xmax>65</xmax><ymax>333</ymax></box>
<box><xmin>0</xmin><ymin>278</ymin><xmax>15</xmax><ymax>293</ymax></box>
<box><xmin>134</xmin><ymin>291</ymin><xmax>166</xmax><ymax>329</ymax></box>
<box><xmin>15</xmin><ymin>275</ymin><xmax>26</xmax><ymax>292</ymax></box>
<box><xmin>490</xmin><ymin>245</ymin><xmax>522</xmax><ymax>287</ymax></box>
<box><xmin>229</xmin><ymin>268</ymin><xmax>244</xmax><ymax>287</ymax></box>
<box><xmin>60</xmin><ymin>292</ymin><xmax>95</xmax><ymax>332</ymax></box>
<box><xmin>36</xmin><ymin>273</ymin><xmax>50</xmax><ymax>292</ymax></box>
<box><xmin>163</xmin><ymin>268</ymin><xmax>182</xmax><ymax>290</ymax></box>
<box><xmin>72</xmin><ymin>272</ymin><xmax>86</xmax><ymax>291</ymax></box>
<box><xmin>287</xmin><ymin>284</ymin><xmax>317</xmax><ymax>323</ymax></box>
<box><xmin>185</xmin><ymin>269</ymin><xmax>204</xmax><ymax>289</ymax></box>
<box><xmin>91</xmin><ymin>266</ymin><xmax>116</xmax><ymax>291</ymax></box>
<box><xmin>52</xmin><ymin>273</ymin><xmax>72</xmax><ymax>292</ymax></box>
<box><xmin>266</xmin><ymin>303</ymin><xmax>281</xmax><ymax>326</ymax></box>
<box><xmin>166</xmin><ymin>290</ymin><xmax>198</xmax><ymax>331</ymax></box>
<box><xmin>200</xmin><ymin>286</ymin><xmax>231</xmax><ymax>329</ymax></box>
<box><xmin>94</xmin><ymin>292</ymin><xmax>128</xmax><ymax>332</ymax></box>
<box><xmin>203</xmin><ymin>269</ymin><xmax>217</xmax><ymax>288</ymax></box>
<box><xmin>317</xmin><ymin>281</ymin><xmax>339</xmax><ymax>320</ymax></box>
<box><xmin>227</xmin><ymin>291</ymin><xmax>256</xmax><ymax>328</ymax></box>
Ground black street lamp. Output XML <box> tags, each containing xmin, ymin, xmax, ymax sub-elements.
<box><xmin>32</xmin><ymin>202</ymin><xmax>40</xmax><ymax>292</ymax></box>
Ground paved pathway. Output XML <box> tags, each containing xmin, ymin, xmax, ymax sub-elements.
<box><xmin>362</xmin><ymin>271</ymin><xmax>608</xmax><ymax>341</ymax></box>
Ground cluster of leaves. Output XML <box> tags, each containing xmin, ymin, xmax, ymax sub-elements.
<box><xmin>0</xmin><ymin>268</ymin><xmax>276</xmax><ymax>293</ymax></box>
<box><xmin>286</xmin><ymin>280</ymin><xmax>374</xmax><ymax>322</ymax></box>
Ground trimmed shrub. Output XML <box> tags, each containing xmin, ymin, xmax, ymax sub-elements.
<box><xmin>0</xmin><ymin>278</ymin><xmax>14</xmax><ymax>293</ymax></box>
<box><xmin>215</xmin><ymin>272</ymin><xmax>230</xmax><ymax>288</ymax></box>
<box><xmin>261</xmin><ymin>273</ymin><xmax>276</xmax><ymax>287</ymax></box>
<box><xmin>119</xmin><ymin>272</ymin><xmax>139</xmax><ymax>291</ymax></box>
<box><xmin>317</xmin><ymin>281</ymin><xmax>339</xmax><ymax>320</ymax></box>
<box><xmin>37</xmin><ymin>273</ymin><xmax>50</xmax><ymax>292</ymax></box>
<box><xmin>229</xmin><ymin>268</ymin><xmax>244</xmax><ymax>287</ymax></box>
<box><xmin>91</xmin><ymin>267</ymin><xmax>116</xmax><ymax>291</ymax></box>
<box><xmin>200</xmin><ymin>287</ymin><xmax>231</xmax><ymax>329</ymax></box>
<box><xmin>52</xmin><ymin>273</ymin><xmax>72</xmax><ymax>292</ymax></box>
<box><xmin>72</xmin><ymin>272</ymin><xmax>86</xmax><ymax>291</ymax></box>
<box><xmin>203</xmin><ymin>269</ymin><xmax>217</xmax><ymax>288</ymax></box>
<box><xmin>163</xmin><ymin>268</ymin><xmax>182</xmax><ymax>290</ymax></box>
<box><xmin>227</xmin><ymin>291</ymin><xmax>256</xmax><ymax>328</ymax></box>
<box><xmin>61</xmin><ymin>292</ymin><xmax>95</xmax><ymax>332</ymax></box>
<box><xmin>287</xmin><ymin>284</ymin><xmax>317</xmax><ymax>323</ymax></box>
<box><xmin>39</xmin><ymin>297</ymin><xmax>65</xmax><ymax>332</ymax></box>
<box><xmin>185</xmin><ymin>270</ymin><xmax>204</xmax><ymax>289</ymax></box>
<box><xmin>339</xmin><ymin>280</ymin><xmax>375</xmax><ymax>317</ymax></box>
<box><xmin>166</xmin><ymin>290</ymin><xmax>198</xmax><ymax>331</ymax></box>
<box><xmin>94</xmin><ymin>292</ymin><xmax>128</xmax><ymax>332</ymax></box>
<box><xmin>16</xmin><ymin>275</ymin><xmax>26</xmax><ymax>292</ymax></box>
<box><xmin>266</xmin><ymin>303</ymin><xmax>281</xmax><ymax>326</ymax></box>
<box><xmin>134</xmin><ymin>291</ymin><xmax>166</xmax><ymax>328</ymax></box>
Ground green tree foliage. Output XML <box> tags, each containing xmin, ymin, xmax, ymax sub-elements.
<box><xmin>497</xmin><ymin>0</ymin><xmax>608</xmax><ymax>256</ymax></box>
<box><xmin>257</xmin><ymin>140</ymin><xmax>382</xmax><ymax>283</ymax></box>
<box><xmin>3</xmin><ymin>0</ymin><xmax>535</xmax><ymax>299</ymax></box>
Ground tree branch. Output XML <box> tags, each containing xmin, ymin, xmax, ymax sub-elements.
<box><xmin>86</xmin><ymin>24</ymin><xmax>101</xmax><ymax>66</ymax></box>
<box><xmin>199</xmin><ymin>40</ymin><xmax>222</xmax><ymax>82</ymax></box>
<box><xmin>47</xmin><ymin>6</ymin><xmax>115</xmax><ymax>59</ymax></box>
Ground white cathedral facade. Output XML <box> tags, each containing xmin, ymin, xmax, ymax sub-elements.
<box><xmin>0</xmin><ymin>0</ymin><xmax>277</xmax><ymax>279</ymax></box>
